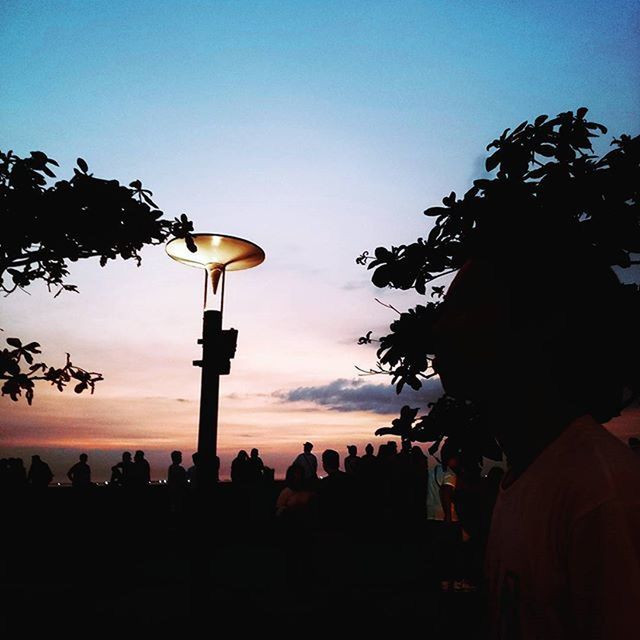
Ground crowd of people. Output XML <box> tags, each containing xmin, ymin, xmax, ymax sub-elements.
<box><xmin>0</xmin><ymin>454</ymin><xmax>53</xmax><ymax>490</ymax></box>
<box><xmin>2</xmin><ymin>434</ymin><xmax>639</xmax><ymax>598</ymax></box>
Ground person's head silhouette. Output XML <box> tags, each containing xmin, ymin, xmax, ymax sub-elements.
<box><xmin>303</xmin><ymin>442</ymin><xmax>313</xmax><ymax>454</ymax></box>
<box><xmin>285</xmin><ymin>464</ymin><xmax>305</xmax><ymax>490</ymax></box>
<box><xmin>439</xmin><ymin>439</ymin><xmax>460</xmax><ymax>472</ymax></box>
<box><xmin>432</xmin><ymin>240</ymin><xmax>634</xmax><ymax>469</ymax></box>
<box><xmin>171</xmin><ymin>450</ymin><xmax>182</xmax><ymax>465</ymax></box>
<box><xmin>322</xmin><ymin>449</ymin><xmax>340</xmax><ymax>475</ymax></box>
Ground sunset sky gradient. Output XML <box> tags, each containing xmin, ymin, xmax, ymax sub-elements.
<box><xmin>2</xmin><ymin>1</ymin><xmax>639</xmax><ymax>479</ymax></box>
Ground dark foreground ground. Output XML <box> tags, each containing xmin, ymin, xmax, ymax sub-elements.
<box><xmin>0</xmin><ymin>484</ymin><xmax>488</xmax><ymax>636</ymax></box>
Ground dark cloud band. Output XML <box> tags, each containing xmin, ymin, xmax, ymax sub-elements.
<box><xmin>275</xmin><ymin>377</ymin><xmax>443</xmax><ymax>414</ymax></box>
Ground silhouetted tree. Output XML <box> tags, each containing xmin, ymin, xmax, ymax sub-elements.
<box><xmin>1</xmin><ymin>150</ymin><xmax>195</xmax><ymax>403</ymax></box>
<box><xmin>359</xmin><ymin>108</ymin><xmax>640</xmax><ymax>460</ymax></box>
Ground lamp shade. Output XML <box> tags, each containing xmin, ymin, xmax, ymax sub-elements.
<box><xmin>166</xmin><ymin>233</ymin><xmax>265</xmax><ymax>271</ymax></box>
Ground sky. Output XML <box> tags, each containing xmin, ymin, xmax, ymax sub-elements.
<box><xmin>1</xmin><ymin>0</ymin><xmax>639</xmax><ymax>480</ymax></box>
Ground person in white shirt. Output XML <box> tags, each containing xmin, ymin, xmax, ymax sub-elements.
<box><xmin>426</xmin><ymin>441</ymin><xmax>459</xmax><ymax>522</ymax></box>
<box><xmin>427</xmin><ymin>440</ymin><xmax>465</xmax><ymax>590</ymax></box>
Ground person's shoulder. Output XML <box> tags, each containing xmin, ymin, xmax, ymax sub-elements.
<box><xmin>562</xmin><ymin>416</ymin><xmax>640</xmax><ymax>473</ymax></box>
<box><xmin>553</xmin><ymin>415</ymin><xmax>640</xmax><ymax>508</ymax></box>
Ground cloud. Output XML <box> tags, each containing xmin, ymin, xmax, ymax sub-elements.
<box><xmin>341</xmin><ymin>280</ymin><xmax>367</xmax><ymax>291</ymax></box>
<box><xmin>142</xmin><ymin>396</ymin><xmax>195</xmax><ymax>403</ymax></box>
<box><xmin>275</xmin><ymin>377</ymin><xmax>443</xmax><ymax>414</ymax></box>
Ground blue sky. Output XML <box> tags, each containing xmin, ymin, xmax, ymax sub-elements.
<box><xmin>1</xmin><ymin>0</ymin><xmax>639</xmax><ymax>479</ymax></box>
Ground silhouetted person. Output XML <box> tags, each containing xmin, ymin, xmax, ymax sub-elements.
<box><xmin>6</xmin><ymin>457</ymin><xmax>27</xmax><ymax>490</ymax></box>
<box><xmin>392</xmin><ymin>439</ymin><xmax>415</xmax><ymax>520</ymax></box>
<box><xmin>452</xmin><ymin>453</ymin><xmax>484</xmax><ymax>590</ymax></box>
<box><xmin>187</xmin><ymin>452</ymin><xmax>200</xmax><ymax>491</ymax></box>
<box><xmin>427</xmin><ymin>440</ymin><xmax>459</xmax><ymax>523</ymax></box>
<box><xmin>190</xmin><ymin>452</ymin><xmax>219</xmax><ymax>494</ymax></box>
<box><xmin>376</xmin><ymin>442</ymin><xmax>399</xmax><ymax>516</ymax></box>
<box><xmin>357</xmin><ymin>443</ymin><xmax>380</xmax><ymax>519</ymax></box>
<box><xmin>67</xmin><ymin>453</ymin><xmax>91</xmax><ymax>488</ymax></box>
<box><xmin>277</xmin><ymin>463</ymin><xmax>317</xmax><ymax>585</ymax></box>
<box><xmin>431</xmin><ymin>244</ymin><xmax>640</xmax><ymax>635</ymax></box>
<box><xmin>344</xmin><ymin>445</ymin><xmax>360</xmax><ymax>476</ymax></box>
<box><xmin>276</xmin><ymin>464</ymin><xmax>317</xmax><ymax>525</ymax></box>
<box><xmin>28</xmin><ymin>455</ymin><xmax>53</xmax><ymax>489</ymax></box>
<box><xmin>111</xmin><ymin>451</ymin><xmax>133</xmax><ymax>487</ymax></box>
<box><xmin>167</xmin><ymin>450</ymin><xmax>188</xmax><ymax>514</ymax></box>
<box><xmin>131</xmin><ymin>450</ymin><xmax>151</xmax><ymax>487</ymax></box>
<box><xmin>317</xmin><ymin>449</ymin><xmax>355</xmax><ymax>530</ymax></box>
<box><xmin>231</xmin><ymin>450</ymin><xmax>251</xmax><ymax>484</ymax></box>
<box><xmin>292</xmin><ymin>442</ymin><xmax>318</xmax><ymax>484</ymax></box>
<box><xmin>410</xmin><ymin>445</ymin><xmax>429</xmax><ymax>518</ymax></box>
<box><xmin>247</xmin><ymin>448</ymin><xmax>265</xmax><ymax>483</ymax></box>
<box><xmin>359</xmin><ymin>443</ymin><xmax>378</xmax><ymax>481</ymax></box>
<box><xmin>426</xmin><ymin>440</ymin><xmax>462</xmax><ymax>590</ymax></box>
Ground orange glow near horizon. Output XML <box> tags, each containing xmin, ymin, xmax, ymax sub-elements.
<box><xmin>0</xmin><ymin>384</ymin><xmax>405</xmax><ymax>480</ymax></box>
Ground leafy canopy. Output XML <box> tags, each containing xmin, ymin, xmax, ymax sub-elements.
<box><xmin>358</xmin><ymin>108</ymin><xmax>640</xmax><ymax>460</ymax></box>
<box><xmin>1</xmin><ymin>150</ymin><xmax>195</xmax><ymax>404</ymax></box>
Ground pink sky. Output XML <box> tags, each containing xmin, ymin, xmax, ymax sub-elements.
<box><xmin>2</xmin><ymin>2</ymin><xmax>639</xmax><ymax>480</ymax></box>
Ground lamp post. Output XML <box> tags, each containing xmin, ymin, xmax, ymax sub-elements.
<box><xmin>166</xmin><ymin>233</ymin><xmax>265</xmax><ymax>467</ymax></box>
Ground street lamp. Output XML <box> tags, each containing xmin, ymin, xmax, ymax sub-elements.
<box><xmin>166</xmin><ymin>233</ymin><xmax>265</xmax><ymax>468</ymax></box>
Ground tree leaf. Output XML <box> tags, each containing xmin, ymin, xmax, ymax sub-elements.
<box><xmin>485</xmin><ymin>153</ymin><xmax>500</xmax><ymax>172</ymax></box>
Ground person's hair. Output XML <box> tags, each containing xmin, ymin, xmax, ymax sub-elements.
<box><xmin>79</xmin><ymin>453</ymin><xmax>88</xmax><ymax>462</ymax></box>
<box><xmin>347</xmin><ymin>445</ymin><xmax>357</xmax><ymax>455</ymax></box>
<box><xmin>322</xmin><ymin>449</ymin><xmax>340</xmax><ymax>471</ymax></box>
<box><xmin>471</xmin><ymin>237</ymin><xmax>639</xmax><ymax>423</ymax></box>
<box><xmin>440</xmin><ymin>439</ymin><xmax>459</xmax><ymax>467</ymax></box>
<box><xmin>170</xmin><ymin>450</ymin><xmax>182</xmax><ymax>463</ymax></box>
<box><xmin>285</xmin><ymin>464</ymin><xmax>305</xmax><ymax>490</ymax></box>
<box><xmin>365</xmin><ymin>443</ymin><xmax>374</xmax><ymax>455</ymax></box>
<box><xmin>251</xmin><ymin>448</ymin><xmax>259</xmax><ymax>457</ymax></box>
